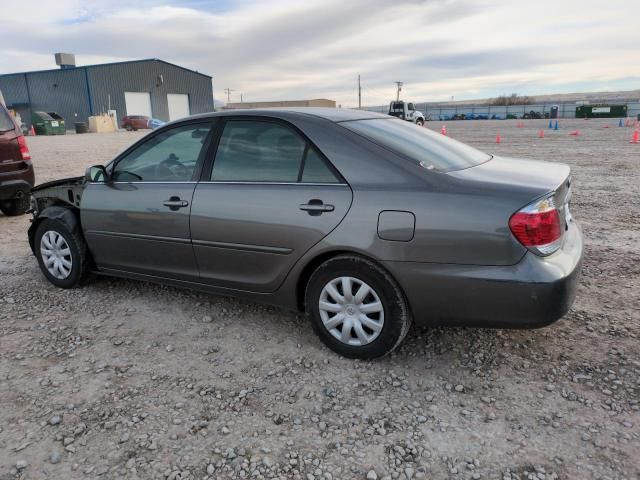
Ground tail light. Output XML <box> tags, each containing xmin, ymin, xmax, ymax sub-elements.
<box><xmin>509</xmin><ymin>195</ymin><xmax>562</xmax><ymax>256</ymax></box>
<box><xmin>17</xmin><ymin>135</ymin><xmax>31</xmax><ymax>161</ymax></box>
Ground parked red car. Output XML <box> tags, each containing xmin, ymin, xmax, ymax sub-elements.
<box><xmin>121</xmin><ymin>115</ymin><xmax>150</xmax><ymax>131</ymax></box>
<box><xmin>0</xmin><ymin>101</ymin><xmax>34</xmax><ymax>216</ymax></box>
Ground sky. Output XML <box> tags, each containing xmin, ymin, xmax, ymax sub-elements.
<box><xmin>0</xmin><ymin>0</ymin><xmax>638</xmax><ymax>107</ymax></box>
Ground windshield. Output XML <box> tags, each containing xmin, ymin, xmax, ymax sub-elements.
<box><xmin>341</xmin><ymin>118</ymin><xmax>491</xmax><ymax>172</ymax></box>
<box><xmin>0</xmin><ymin>105</ymin><xmax>16</xmax><ymax>132</ymax></box>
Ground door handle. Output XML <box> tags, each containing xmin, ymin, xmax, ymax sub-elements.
<box><xmin>163</xmin><ymin>196</ymin><xmax>189</xmax><ymax>210</ymax></box>
<box><xmin>300</xmin><ymin>199</ymin><xmax>334</xmax><ymax>216</ymax></box>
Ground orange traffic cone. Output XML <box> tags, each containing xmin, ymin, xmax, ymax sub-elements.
<box><xmin>631</xmin><ymin>130</ymin><xmax>639</xmax><ymax>144</ymax></box>
<box><xmin>538</xmin><ymin>130</ymin><xmax>545</xmax><ymax>138</ymax></box>
<box><xmin>29</xmin><ymin>125</ymin><xmax>36</xmax><ymax>136</ymax></box>
<box><xmin>441</xmin><ymin>125</ymin><xmax>447</xmax><ymax>136</ymax></box>
<box><xmin>496</xmin><ymin>134</ymin><xmax>502</xmax><ymax>143</ymax></box>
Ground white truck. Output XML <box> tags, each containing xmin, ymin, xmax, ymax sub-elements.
<box><xmin>388</xmin><ymin>101</ymin><xmax>426</xmax><ymax>125</ymax></box>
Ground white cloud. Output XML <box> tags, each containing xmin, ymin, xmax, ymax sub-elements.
<box><xmin>0</xmin><ymin>0</ymin><xmax>637</xmax><ymax>106</ymax></box>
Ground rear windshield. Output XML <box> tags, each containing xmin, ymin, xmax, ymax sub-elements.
<box><xmin>0</xmin><ymin>105</ymin><xmax>16</xmax><ymax>132</ymax></box>
<box><xmin>341</xmin><ymin>118</ymin><xmax>491</xmax><ymax>172</ymax></box>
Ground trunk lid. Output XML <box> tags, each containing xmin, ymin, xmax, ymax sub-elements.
<box><xmin>447</xmin><ymin>155</ymin><xmax>570</xmax><ymax>203</ymax></box>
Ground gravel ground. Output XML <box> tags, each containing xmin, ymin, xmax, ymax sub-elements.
<box><xmin>0</xmin><ymin>120</ymin><xmax>638</xmax><ymax>480</ymax></box>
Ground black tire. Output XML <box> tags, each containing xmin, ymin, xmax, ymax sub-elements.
<box><xmin>416</xmin><ymin>118</ymin><xmax>424</xmax><ymax>126</ymax></box>
<box><xmin>0</xmin><ymin>196</ymin><xmax>30</xmax><ymax>216</ymax></box>
<box><xmin>125</xmin><ymin>124</ymin><xmax>133</xmax><ymax>131</ymax></box>
<box><xmin>305</xmin><ymin>255</ymin><xmax>412</xmax><ymax>359</ymax></box>
<box><xmin>34</xmin><ymin>218</ymin><xmax>90</xmax><ymax>288</ymax></box>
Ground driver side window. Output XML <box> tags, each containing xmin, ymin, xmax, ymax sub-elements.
<box><xmin>113</xmin><ymin>123</ymin><xmax>211</xmax><ymax>182</ymax></box>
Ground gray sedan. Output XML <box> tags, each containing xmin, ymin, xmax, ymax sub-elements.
<box><xmin>28</xmin><ymin>108</ymin><xmax>583</xmax><ymax>358</ymax></box>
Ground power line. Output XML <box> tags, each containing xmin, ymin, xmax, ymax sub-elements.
<box><xmin>224</xmin><ymin>88</ymin><xmax>235</xmax><ymax>103</ymax></box>
<box><xmin>360</xmin><ymin>80</ymin><xmax>392</xmax><ymax>106</ymax></box>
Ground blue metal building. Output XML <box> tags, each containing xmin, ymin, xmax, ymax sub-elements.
<box><xmin>0</xmin><ymin>57</ymin><xmax>214</xmax><ymax>128</ymax></box>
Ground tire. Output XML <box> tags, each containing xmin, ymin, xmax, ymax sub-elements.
<box><xmin>0</xmin><ymin>196</ymin><xmax>30</xmax><ymax>216</ymax></box>
<box><xmin>34</xmin><ymin>218</ymin><xmax>90</xmax><ymax>288</ymax></box>
<box><xmin>125</xmin><ymin>124</ymin><xmax>133</xmax><ymax>131</ymax></box>
<box><xmin>305</xmin><ymin>255</ymin><xmax>412</xmax><ymax>359</ymax></box>
<box><xmin>416</xmin><ymin>118</ymin><xmax>424</xmax><ymax>126</ymax></box>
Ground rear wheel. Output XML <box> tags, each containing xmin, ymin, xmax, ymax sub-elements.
<box><xmin>305</xmin><ymin>255</ymin><xmax>412</xmax><ymax>359</ymax></box>
<box><xmin>34</xmin><ymin>218</ymin><xmax>89</xmax><ymax>288</ymax></box>
<box><xmin>0</xmin><ymin>196</ymin><xmax>30</xmax><ymax>216</ymax></box>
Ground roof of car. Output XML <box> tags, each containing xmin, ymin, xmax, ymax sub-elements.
<box><xmin>191</xmin><ymin>107</ymin><xmax>389</xmax><ymax>123</ymax></box>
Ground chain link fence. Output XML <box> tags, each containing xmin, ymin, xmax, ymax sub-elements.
<box><xmin>364</xmin><ymin>102</ymin><xmax>640</xmax><ymax>120</ymax></box>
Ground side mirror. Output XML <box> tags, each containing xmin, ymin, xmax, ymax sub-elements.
<box><xmin>85</xmin><ymin>165</ymin><xmax>108</xmax><ymax>183</ymax></box>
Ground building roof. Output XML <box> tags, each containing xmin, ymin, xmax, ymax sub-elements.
<box><xmin>0</xmin><ymin>58</ymin><xmax>211</xmax><ymax>79</ymax></box>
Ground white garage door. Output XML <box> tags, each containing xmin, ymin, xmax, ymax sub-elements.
<box><xmin>167</xmin><ymin>94</ymin><xmax>190</xmax><ymax>121</ymax></box>
<box><xmin>124</xmin><ymin>92</ymin><xmax>152</xmax><ymax>117</ymax></box>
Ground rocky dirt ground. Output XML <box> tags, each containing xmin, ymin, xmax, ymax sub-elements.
<box><xmin>0</xmin><ymin>119</ymin><xmax>638</xmax><ymax>480</ymax></box>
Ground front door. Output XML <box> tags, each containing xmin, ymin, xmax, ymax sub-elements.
<box><xmin>190</xmin><ymin>118</ymin><xmax>352</xmax><ymax>293</ymax></box>
<box><xmin>81</xmin><ymin>121</ymin><xmax>214</xmax><ymax>281</ymax></box>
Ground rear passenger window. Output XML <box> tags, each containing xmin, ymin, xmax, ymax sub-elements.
<box><xmin>212</xmin><ymin>121</ymin><xmax>305</xmax><ymax>182</ymax></box>
<box><xmin>211</xmin><ymin>120</ymin><xmax>341</xmax><ymax>184</ymax></box>
<box><xmin>301</xmin><ymin>148</ymin><xmax>340</xmax><ymax>183</ymax></box>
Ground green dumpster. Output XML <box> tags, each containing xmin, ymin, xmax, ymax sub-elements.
<box><xmin>575</xmin><ymin>104</ymin><xmax>627</xmax><ymax>119</ymax></box>
<box><xmin>31</xmin><ymin>111</ymin><xmax>66</xmax><ymax>135</ymax></box>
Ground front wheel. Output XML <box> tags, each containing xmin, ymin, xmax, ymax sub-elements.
<box><xmin>305</xmin><ymin>255</ymin><xmax>412</xmax><ymax>359</ymax></box>
<box><xmin>416</xmin><ymin>118</ymin><xmax>424</xmax><ymax>126</ymax></box>
<box><xmin>34</xmin><ymin>218</ymin><xmax>89</xmax><ymax>288</ymax></box>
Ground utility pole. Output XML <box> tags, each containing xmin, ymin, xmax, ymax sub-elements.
<box><xmin>240</xmin><ymin>93</ymin><xmax>243</xmax><ymax>103</ymax></box>
<box><xmin>395</xmin><ymin>81</ymin><xmax>403</xmax><ymax>101</ymax></box>
<box><xmin>358</xmin><ymin>75</ymin><xmax>361</xmax><ymax>109</ymax></box>
<box><xmin>224</xmin><ymin>88</ymin><xmax>235</xmax><ymax>103</ymax></box>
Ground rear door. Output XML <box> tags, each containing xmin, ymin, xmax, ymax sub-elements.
<box><xmin>190</xmin><ymin>117</ymin><xmax>352</xmax><ymax>292</ymax></box>
<box><xmin>81</xmin><ymin>120</ymin><xmax>215</xmax><ymax>280</ymax></box>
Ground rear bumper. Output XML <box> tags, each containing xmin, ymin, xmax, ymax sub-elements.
<box><xmin>383</xmin><ymin>220</ymin><xmax>583</xmax><ymax>328</ymax></box>
<box><xmin>0</xmin><ymin>163</ymin><xmax>34</xmax><ymax>199</ymax></box>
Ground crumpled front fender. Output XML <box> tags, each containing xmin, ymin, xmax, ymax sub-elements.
<box><xmin>28</xmin><ymin>206</ymin><xmax>81</xmax><ymax>254</ymax></box>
